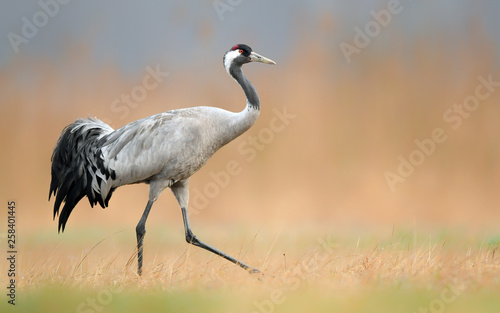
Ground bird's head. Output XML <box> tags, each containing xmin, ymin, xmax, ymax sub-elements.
<box><xmin>223</xmin><ymin>44</ymin><xmax>276</xmax><ymax>74</ymax></box>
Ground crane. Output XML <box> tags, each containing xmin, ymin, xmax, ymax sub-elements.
<box><xmin>49</xmin><ymin>44</ymin><xmax>275</xmax><ymax>275</ymax></box>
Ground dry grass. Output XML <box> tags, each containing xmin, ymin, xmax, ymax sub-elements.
<box><xmin>3</xmin><ymin>226</ymin><xmax>499</xmax><ymax>312</ymax></box>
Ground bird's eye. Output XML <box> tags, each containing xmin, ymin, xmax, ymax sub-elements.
<box><xmin>239</xmin><ymin>49</ymin><xmax>243</xmax><ymax>54</ymax></box>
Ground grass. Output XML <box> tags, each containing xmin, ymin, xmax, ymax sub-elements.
<box><xmin>11</xmin><ymin>286</ymin><xmax>500</xmax><ymax>313</ymax></box>
<box><xmin>2</xmin><ymin>227</ymin><xmax>500</xmax><ymax>313</ymax></box>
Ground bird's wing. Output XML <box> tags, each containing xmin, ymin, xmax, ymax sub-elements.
<box><xmin>101</xmin><ymin>111</ymin><xmax>204</xmax><ymax>186</ymax></box>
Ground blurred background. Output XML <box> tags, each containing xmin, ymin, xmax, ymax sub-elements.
<box><xmin>1</xmin><ymin>0</ymin><xmax>500</xmax><ymax>238</ymax></box>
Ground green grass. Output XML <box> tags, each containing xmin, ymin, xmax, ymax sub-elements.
<box><xmin>3</xmin><ymin>284</ymin><xmax>500</xmax><ymax>313</ymax></box>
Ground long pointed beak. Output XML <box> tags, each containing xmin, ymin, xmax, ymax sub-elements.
<box><xmin>250</xmin><ymin>51</ymin><xmax>276</xmax><ymax>65</ymax></box>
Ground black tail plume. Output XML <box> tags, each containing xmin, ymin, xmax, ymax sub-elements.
<box><xmin>49</xmin><ymin>118</ymin><xmax>115</xmax><ymax>232</ymax></box>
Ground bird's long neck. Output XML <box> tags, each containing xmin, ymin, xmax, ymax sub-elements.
<box><xmin>229</xmin><ymin>65</ymin><xmax>260</xmax><ymax>111</ymax></box>
<box><xmin>223</xmin><ymin>65</ymin><xmax>261</xmax><ymax>142</ymax></box>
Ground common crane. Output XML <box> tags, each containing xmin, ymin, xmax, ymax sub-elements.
<box><xmin>49</xmin><ymin>44</ymin><xmax>275</xmax><ymax>275</ymax></box>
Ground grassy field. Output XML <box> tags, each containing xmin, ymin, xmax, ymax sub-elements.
<box><xmin>2</xmin><ymin>226</ymin><xmax>500</xmax><ymax>313</ymax></box>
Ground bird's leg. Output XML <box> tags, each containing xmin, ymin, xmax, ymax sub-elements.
<box><xmin>180</xmin><ymin>206</ymin><xmax>260</xmax><ymax>273</ymax></box>
<box><xmin>135</xmin><ymin>200</ymin><xmax>154</xmax><ymax>276</ymax></box>
<box><xmin>171</xmin><ymin>180</ymin><xmax>259</xmax><ymax>273</ymax></box>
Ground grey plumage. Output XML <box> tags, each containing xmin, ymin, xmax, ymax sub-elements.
<box><xmin>49</xmin><ymin>44</ymin><xmax>275</xmax><ymax>275</ymax></box>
